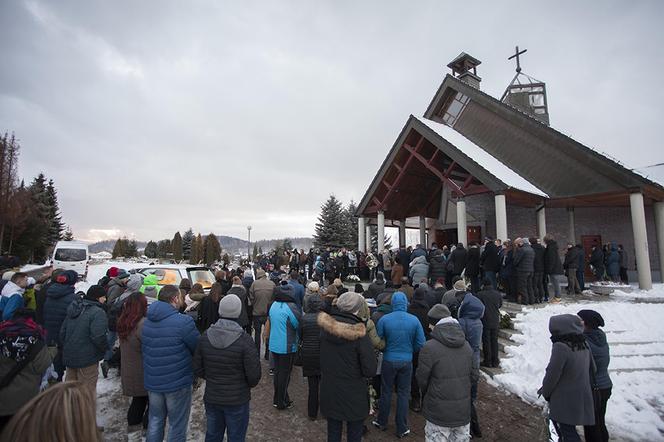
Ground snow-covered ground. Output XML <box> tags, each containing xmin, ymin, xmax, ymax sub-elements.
<box><xmin>491</xmin><ymin>285</ymin><xmax>664</xmax><ymax>441</ymax></box>
<box><xmin>19</xmin><ymin>263</ymin><xmax>50</xmax><ymax>273</ymax></box>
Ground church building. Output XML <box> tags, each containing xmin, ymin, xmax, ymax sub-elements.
<box><xmin>356</xmin><ymin>51</ymin><xmax>664</xmax><ymax>289</ymax></box>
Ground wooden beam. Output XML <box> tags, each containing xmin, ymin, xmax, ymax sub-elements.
<box><xmin>461</xmin><ymin>174</ymin><xmax>474</xmax><ymax>190</ymax></box>
<box><xmin>375</xmin><ymin>134</ymin><xmax>426</xmax><ymax>209</ymax></box>
<box><xmin>444</xmin><ymin>161</ymin><xmax>457</xmax><ymax>178</ymax></box>
<box><xmin>402</xmin><ymin>143</ymin><xmax>465</xmax><ymax>196</ymax></box>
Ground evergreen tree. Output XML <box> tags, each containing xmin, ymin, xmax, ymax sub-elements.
<box><xmin>370</xmin><ymin>226</ymin><xmax>393</xmax><ymax>252</ymax></box>
<box><xmin>0</xmin><ymin>132</ymin><xmax>20</xmax><ymax>252</ymax></box>
<box><xmin>45</xmin><ymin>179</ymin><xmax>64</xmax><ymax>245</ymax></box>
<box><xmin>144</xmin><ymin>241</ymin><xmax>158</xmax><ymax>258</ymax></box>
<box><xmin>344</xmin><ymin>200</ymin><xmax>359</xmax><ymax>249</ymax></box>
<box><xmin>203</xmin><ymin>233</ymin><xmax>221</xmax><ymax>265</ymax></box>
<box><xmin>112</xmin><ymin>237</ymin><xmax>129</xmax><ymax>258</ymax></box>
<box><xmin>157</xmin><ymin>239</ymin><xmax>172</xmax><ymax>258</ymax></box>
<box><xmin>252</xmin><ymin>244</ymin><xmax>259</xmax><ymax>259</ymax></box>
<box><xmin>283</xmin><ymin>238</ymin><xmax>294</xmax><ymax>252</ymax></box>
<box><xmin>313</xmin><ymin>195</ymin><xmax>345</xmax><ymax>249</ymax></box>
<box><xmin>258</xmin><ymin>246</ymin><xmax>263</xmax><ymax>255</ymax></box>
<box><xmin>190</xmin><ymin>234</ymin><xmax>203</xmax><ymax>264</ymax></box>
<box><xmin>222</xmin><ymin>253</ymin><xmax>230</xmax><ymax>266</ymax></box>
<box><xmin>62</xmin><ymin>226</ymin><xmax>74</xmax><ymax>241</ymax></box>
<box><xmin>172</xmin><ymin>232</ymin><xmax>183</xmax><ymax>261</ymax></box>
<box><xmin>16</xmin><ymin>174</ymin><xmax>50</xmax><ymax>262</ymax></box>
<box><xmin>182</xmin><ymin>228</ymin><xmax>194</xmax><ymax>260</ymax></box>
<box><xmin>127</xmin><ymin>239</ymin><xmax>138</xmax><ymax>257</ymax></box>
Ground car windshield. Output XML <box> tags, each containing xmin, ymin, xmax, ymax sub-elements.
<box><xmin>141</xmin><ymin>268</ymin><xmax>182</xmax><ymax>285</ymax></box>
<box><xmin>188</xmin><ymin>269</ymin><xmax>215</xmax><ymax>289</ymax></box>
<box><xmin>54</xmin><ymin>249</ymin><xmax>87</xmax><ymax>262</ymax></box>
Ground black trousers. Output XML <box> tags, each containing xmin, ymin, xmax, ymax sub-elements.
<box><xmin>127</xmin><ymin>395</ymin><xmax>149</xmax><ymax>427</ymax></box>
<box><xmin>411</xmin><ymin>352</ymin><xmax>420</xmax><ymax>401</ymax></box>
<box><xmin>327</xmin><ymin>418</ymin><xmax>363</xmax><ymax>442</ymax></box>
<box><xmin>307</xmin><ymin>375</ymin><xmax>320</xmax><ymax>418</ymax></box>
<box><xmin>584</xmin><ymin>387</ymin><xmax>611</xmax><ymax>442</ymax></box>
<box><xmin>533</xmin><ymin>271</ymin><xmax>545</xmax><ymax>303</ymax></box>
<box><xmin>481</xmin><ymin>327</ymin><xmax>499</xmax><ymax>366</ymax></box>
<box><xmin>273</xmin><ymin>353</ymin><xmax>294</xmax><ymax>408</ymax></box>
<box><xmin>619</xmin><ymin>267</ymin><xmax>629</xmax><ymax>284</ymax></box>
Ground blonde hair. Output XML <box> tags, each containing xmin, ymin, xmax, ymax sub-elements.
<box><xmin>1</xmin><ymin>381</ymin><xmax>101</xmax><ymax>442</ymax></box>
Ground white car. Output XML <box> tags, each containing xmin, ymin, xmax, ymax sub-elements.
<box><xmin>51</xmin><ymin>241</ymin><xmax>89</xmax><ymax>280</ymax></box>
<box><xmin>135</xmin><ymin>265</ymin><xmax>216</xmax><ymax>302</ymax></box>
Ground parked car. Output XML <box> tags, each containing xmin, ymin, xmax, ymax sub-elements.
<box><xmin>135</xmin><ymin>265</ymin><xmax>216</xmax><ymax>301</ymax></box>
<box><xmin>51</xmin><ymin>241</ymin><xmax>89</xmax><ymax>280</ymax></box>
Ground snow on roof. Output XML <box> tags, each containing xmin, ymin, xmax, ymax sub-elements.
<box><xmin>416</xmin><ymin>116</ymin><xmax>548</xmax><ymax>197</ymax></box>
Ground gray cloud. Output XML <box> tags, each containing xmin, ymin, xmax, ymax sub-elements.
<box><xmin>1</xmin><ymin>0</ymin><xmax>663</xmax><ymax>242</ymax></box>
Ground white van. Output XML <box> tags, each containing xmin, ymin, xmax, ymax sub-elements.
<box><xmin>52</xmin><ymin>241</ymin><xmax>89</xmax><ymax>280</ymax></box>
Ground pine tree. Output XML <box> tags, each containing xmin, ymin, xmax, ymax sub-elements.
<box><xmin>144</xmin><ymin>241</ymin><xmax>158</xmax><ymax>258</ymax></box>
<box><xmin>252</xmin><ymin>244</ymin><xmax>259</xmax><ymax>259</ymax></box>
<box><xmin>344</xmin><ymin>200</ymin><xmax>359</xmax><ymax>249</ymax></box>
<box><xmin>190</xmin><ymin>234</ymin><xmax>203</xmax><ymax>264</ymax></box>
<box><xmin>283</xmin><ymin>238</ymin><xmax>294</xmax><ymax>252</ymax></box>
<box><xmin>16</xmin><ymin>174</ymin><xmax>51</xmax><ymax>262</ymax></box>
<box><xmin>172</xmin><ymin>232</ymin><xmax>183</xmax><ymax>261</ymax></box>
<box><xmin>222</xmin><ymin>253</ymin><xmax>230</xmax><ymax>266</ymax></box>
<box><xmin>182</xmin><ymin>228</ymin><xmax>194</xmax><ymax>260</ymax></box>
<box><xmin>203</xmin><ymin>233</ymin><xmax>221</xmax><ymax>265</ymax></box>
<box><xmin>127</xmin><ymin>239</ymin><xmax>138</xmax><ymax>257</ymax></box>
<box><xmin>0</xmin><ymin>132</ymin><xmax>20</xmax><ymax>252</ymax></box>
<box><xmin>313</xmin><ymin>195</ymin><xmax>346</xmax><ymax>249</ymax></box>
<box><xmin>112</xmin><ymin>237</ymin><xmax>128</xmax><ymax>258</ymax></box>
<box><xmin>45</xmin><ymin>179</ymin><xmax>64</xmax><ymax>245</ymax></box>
<box><xmin>258</xmin><ymin>246</ymin><xmax>263</xmax><ymax>255</ymax></box>
<box><xmin>157</xmin><ymin>239</ymin><xmax>172</xmax><ymax>259</ymax></box>
<box><xmin>62</xmin><ymin>226</ymin><xmax>74</xmax><ymax>241</ymax></box>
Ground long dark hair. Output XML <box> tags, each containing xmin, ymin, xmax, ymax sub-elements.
<box><xmin>117</xmin><ymin>293</ymin><xmax>147</xmax><ymax>341</ymax></box>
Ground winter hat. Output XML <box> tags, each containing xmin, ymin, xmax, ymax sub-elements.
<box><xmin>56</xmin><ymin>270</ymin><xmax>78</xmax><ymax>285</ymax></box>
<box><xmin>453</xmin><ymin>279</ymin><xmax>467</xmax><ymax>291</ymax></box>
<box><xmin>126</xmin><ymin>274</ymin><xmax>144</xmax><ymax>292</ymax></box>
<box><xmin>428</xmin><ymin>304</ymin><xmax>451</xmax><ymax>325</ymax></box>
<box><xmin>256</xmin><ymin>268</ymin><xmax>266</xmax><ymax>279</ymax></box>
<box><xmin>26</xmin><ymin>277</ymin><xmax>36</xmax><ymax>287</ymax></box>
<box><xmin>333</xmin><ymin>278</ymin><xmax>343</xmax><ymax>287</ymax></box>
<box><xmin>354</xmin><ymin>283</ymin><xmax>364</xmax><ymax>294</ymax></box>
<box><xmin>376</xmin><ymin>272</ymin><xmax>385</xmax><ymax>282</ymax></box>
<box><xmin>116</xmin><ymin>269</ymin><xmax>130</xmax><ymax>280</ymax></box>
<box><xmin>307</xmin><ymin>281</ymin><xmax>319</xmax><ymax>293</ymax></box>
<box><xmin>218</xmin><ymin>294</ymin><xmax>242</xmax><ymax>319</ymax></box>
<box><xmin>577</xmin><ymin>309</ymin><xmax>605</xmax><ymax>329</ymax></box>
<box><xmin>107</xmin><ymin>267</ymin><xmax>119</xmax><ymax>278</ymax></box>
<box><xmin>2</xmin><ymin>271</ymin><xmax>15</xmax><ymax>281</ymax></box>
<box><xmin>365</xmin><ymin>298</ymin><xmax>377</xmax><ymax>309</ymax></box>
<box><xmin>243</xmin><ymin>269</ymin><xmax>253</xmax><ymax>278</ymax></box>
<box><xmin>336</xmin><ymin>292</ymin><xmax>364</xmax><ymax>315</ymax></box>
<box><xmin>85</xmin><ymin>285</ymin><xmax>106</xmax><ymax>301</ymax></box>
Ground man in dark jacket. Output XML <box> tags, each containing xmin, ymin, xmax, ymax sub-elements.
<box><xmin>427</xmin><ymin>250</ymin><xmax>446</xmax><ymax>286</ymax></box>
<box><xmin>563</xmin><ymin>243</ymin><xmax>581</xmax><ymax>295</ymax></box>
<box><xmin>448</xmin><ymin>244</ymin><xmax>467</xmax><ymax>285</ymax></box>
<box><xmin>480</xmin><ymin>237</ymin><xmax>500</xmax><ymax>289</ymax></box>
<box><xmin>576</xmin><ymin>244</ymin><xmax>586</xmax><ymax>291</ymax></box>
<box><xmin>318</xmin><ymin>293</ymin><xmax>376</xmax><ymax>442</ymax></box>
<box><xmin>417</xmin><ymin>305</ymin><xmax>477</xmax><ymax>440</ymax></box>
<box><xmin>589</xmin><ymin>243</ymin><xmax>605</xmax><ymax>282</ymax></box>
<box><xmin>60</xmin><ymin>285</ymin><xmax>108</xmax><ymax>396</ymax></box>
<box><xmin>465</xmin><ymin>243</ymin><xmax>481</xmax><ymax>294</ymax></box>
<box><xmin>530</xmin><ymin>238</ymin><xmax>546</xmax><ymax>303</ymax></box>
<box><xmin>43</xmin><ymin>270</ymin><xmax>78</xmax><ymax>380</ymax></box>
<box><xmin>301</xmin><ymin>294</ymin><xmax>323</xmax><ymax>420</ymax></box>
<box><xmin>544</xmin><ymin>235</ymin><xmax>564</xmax><ymax>302</ymax></box>
<box><xmin>476</xmin><ymin>279</ymin><xmax>502</xmax><ymax>367</ymax></box>
<box><xmin>365</xmin><ymin>272</ymin><xmax>386</xmax><ymax>300</ymax></box>
<box><xmin>249</xmin><ymin>268</ymin><xmax>276</xmax><ymax>359</ymax></box>
<box><xmin>142</xmin><ymin>284</ymin><xmax>200</xmax><ymax>442</ymax></box>
<box><xmin>193</xmin><ymin>294</ymin><xmax>261</xmax><ymax>442</ymax></box>
<box><xmin>513</xmin><ymin>238</ymin><xmax>535</xmax><ymax>305</ymax></box>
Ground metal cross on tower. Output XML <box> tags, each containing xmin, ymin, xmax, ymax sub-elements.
<box><xmin>508</xmin><ymin>45</ymin><xmax>527</xmax><ymax>73</ymax></box>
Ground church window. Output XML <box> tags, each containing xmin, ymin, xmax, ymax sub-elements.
<box><xmin>442</xmin><ymin>91</ymin><xmax>469</xmax><ymax>127</ymax></box>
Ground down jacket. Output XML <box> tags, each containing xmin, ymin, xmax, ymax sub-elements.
<box><xmin>142</xmin><ymin>301</ymin><xmax>200</xmax><ymax>393</ymax></box>
<box><xmin>43</xmin><ymin>282</ymin><xmax>77</xmax><ymax>346</ymax></box>
<box><xmin>513</xmin><ymin>243</ymin><xmax>535</xmax><ymax>273</ymax></box>
<box><xmin>417</xmin><ymin>318</ymin><xmax>477</xmax><ymax>428</ymax></box>
<box><xmin>300</xmin><ymin>296</ymin><xmax>323</xmax><ymax>378</ymax></box>
<box><xmin>318</xmin><ymin>311</ymin><xmax>377</xmax><ymax>422</ymax></box>
<box><xmin>428</xmin><ymin>252</ymin><xmax>447</xmax><ymax>282</ymax></box>
<box><xmin>457</xmin><ymin>294</ymin><xmax>484</xmax><ymax>367</ymax></box>
<box><xmin>193</xmin><ymin>319</ymin><xmax>261</xmax><ymax>406</ymax></box>
<box><xmin>544</xmin><ymin>240</ymin><xmax>564</xmax><ymax>275</ymax></box>
<box><xmin>60</xmin><ymin>298</ymin><xmax>108</xmax><ymax>368</ymax></box>
<box><xmin>409</xmin><ymin>255</ymin><xmax>430</xmax><ymax>285</ymax></box>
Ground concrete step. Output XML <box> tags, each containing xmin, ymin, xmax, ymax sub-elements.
<box><xmin>498</xmin><ymin>328</ymin><xmax>521</xmax><ymax>342</ymax></box>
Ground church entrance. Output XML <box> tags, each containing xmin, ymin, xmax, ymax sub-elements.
<box><xmin>435</xmin><ymin>226</ymin><xmax>482</xmax><ymax>247</ymax></box>
<box><xmin>582</xmin><ymin>235</ymin><xmax>602</xmax><ymax>280</ymax></box>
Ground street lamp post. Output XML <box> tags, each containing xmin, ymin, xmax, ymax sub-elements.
<box><xmin>247</xmin><ymin>226</ymin><xmax>252</xmax><ymax>263</ymax></box>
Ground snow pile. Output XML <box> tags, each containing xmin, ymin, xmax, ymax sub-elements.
<box><xmin>19</xmin><ymin>263</ymin><xmax>50</xmax><ymax>272</ymax></box>
<box><xmin>493</xmin><ymin>299</ymin><xmax>664</xmax><ymax>441</ymax></box>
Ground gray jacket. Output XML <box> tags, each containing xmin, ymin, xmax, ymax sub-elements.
<box><xmin>409</xmin><ymin>255</ymin><xmax>430</xmax><ymax>285</ymax></box>
<box><xmin>540</xmin><ymin>314</ymin><xmax>595</xmax><ymax>426</ymax></box>
<box><xmin>416</xmin><ymin>319</ymin><xmax>477</xmax><ymax>428</ymax></box>
<box><xmin>60</xmin><ymin>298</ymin><xmax>108</xmax><ymax>368</ymax></box>
<box><xmin>513</xmin><ymin>243</ymin><xmax>535</xmax><ymax>273</ymax></box>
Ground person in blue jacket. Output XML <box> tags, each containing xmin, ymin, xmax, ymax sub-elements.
<box><xmin>373</xmin><ymin>291</ymin><xmax>425</xmax><ymax>438</ymax></box>
<box><xmin>0</xmin><ymin>272</ymin><xmax>29</xmax><ymax>321</ymax></box>
<box><xmin>288</xmin><ymin>270</ymin><xmax>305</xmax><ymax>311</ymax></box>
<box><xmin>268</xmin><ymin>281</ymin><xmax>301</xmax><ymax>410</ymax></box>
<box><xmin>43</xmin><ymin>270</ymin><xmax>78</xmax><ymax>381</ymax></box>
<box><xmin>458</xmin><ymin>292</ymin><xmax>485</xmax><ymax>438</ymax></box>
<box><xmin>141</xmin><ymin>284</ymin><xmax>199</xmax><ymax>442</ymax></box>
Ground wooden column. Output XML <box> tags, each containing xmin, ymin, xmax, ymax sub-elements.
<box><xmin>630</xmin><ymin>192</ymin><xmax>652</xmax><ymax>290</ymax></box>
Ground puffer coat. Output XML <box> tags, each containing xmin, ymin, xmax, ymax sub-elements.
<box><xmin>120</xmin><ymin>317</ymin><xmax>146</xmax><ymax>397</ymax></box>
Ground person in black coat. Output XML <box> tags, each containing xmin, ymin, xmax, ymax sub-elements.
<box><xmin>408</xmin><ymin>288</ymin><xmax>430</xmax><ymax>412</ymax></box>
<box><xmin>589</xmin><ymin>244</ymin><xmax>605</xmax><ymax>282</ymax></box>
<box><xmin>427</xmin><ymin>250</ymin><xmax>447</xmax><ymax>286</ymax></box>
<box><xmin>563</xmin><ymin>244</ymin><xmax>581</xmax><ymax>295</ymax></box>
<box><xmin>465</xmin><ymin>243</ymin><xmax>481</xmax><ymax>294</ymax></box>
<box><xmin>544</xmin><ymin>235</ymin><xmax>564</xmax><ymax>301</ymax></box>
<box><xmin>530</xmin><ymin>238</ymin><xmax>546</xmax><ymax>303</ymax></box>
<box><xmin>318</xmin><ymin>293</ymin><xmax>377</xmax><ymax>442</ymax></box>
<box><xmin>480</xmin><ymin>238</ymin><xmax>500</xmax><ymax>289</ymax></box>
<box><xmin>193</xmin><ymin>294</ymin><xmax>261</xmax><ymax>442</ymax></box>
<box><xmin>449</xmin><ymin>244</ymin><xmax>468</xmax><ymax>278</ymax></box>
<box><xmin>476</xmin><ymin>279</ymin><xmax>503</xmax><ymax>367</ymax></box>
<box><xmin>301</xmin><ymin>294</ymin><xmax>323</xmax><ymax>420</ymax></box>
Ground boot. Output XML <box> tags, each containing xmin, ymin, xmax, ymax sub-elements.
<box><xmin>470</xmin><ymin>402</ymin><xmax>482</xmax><ymax>438</ymax></box>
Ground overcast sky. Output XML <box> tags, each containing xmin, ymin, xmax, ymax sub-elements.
<box><xmin>2</xmin><ymin>0</ymin><xmax>663</xmax><ymax>243</ymax></box>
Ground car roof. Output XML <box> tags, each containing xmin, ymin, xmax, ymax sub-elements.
<box><xmin>55</xmin><ymin>241</ymin><xmax>89</xmax><ymax>248</ymax></box>
<box><xmin>137</xmin><ymin>264</ymin><xmax>211</xmax><ymax>271</ymax></box>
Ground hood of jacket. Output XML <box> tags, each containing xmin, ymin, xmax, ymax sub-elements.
<box><xmin>66</xmin><ymin>298</ymin><xmax>102</xmax><ymax>319</ymax></box>
<box><xmin>430</xmin><ymin>253</ymin><xmax>446</xmax><ymax>264</ymax></box>
<box><xmin>458</xmin><ymin>294</ymin><xmax>485</xmax><ymax>320</ymax></box>
<box><xmin>549</xmin><ymin>314</ymin><xmax>583</xmax><ymax>336</ymax></box>
<box><xmin>431</xmin><ymin>320</ymin><xmax>467</xmax><ymax>348</ymax></box>
<box><xmin>305</xmin><ymin>294</ymin><xmax>323</xmax><ymax>313</ymax></box>
<box><xmin>318</xmin><ymin>311</ymin><xmax>366</xmax><ymax>342</ymax></box>
<box><xmin>126</xmin><ymin>274</ymin><xmax>144</xmax><ymax>292</ymax></box>
<box><xmin>147</xmin><ymin>300</ymin><xmax>179</xmax><ymax>322</ymax></box>
<box><xmin>391</xmin><ymin>292</ymin><xmax>408</xmax><ymax>312</ymax></box>
<box><xmin>143</xmin><ymin>274</ymin><xmax>159</xmax><ymax>286</ymax></box>
<box><xmin>411</xmin><ymin>255</ymin><xmax>428</xmax><ymax>266</ymax></box>
<box><xmin>207</xmin><ymin>318</ymin><xmax>243</xmax><ymax>349</ymax></box>
<box><xmin>584</xmin><ymin>328</ymin><xmax>608</xmax><ymax>347</ymax></box>
<box><xmin>107</xmin><ymin>277</ymin><xmax>126</xmax><ymax>289</ymax></box>
<box><xmin>274</xmin><ymin>283</ymin><xmax>295</xmax><ymax>303</ymax></box>
<box><xmin>189</xmin><ymin>291</ymin><xmax>206</xmax><ymax>302</ymax></box>
<box><xmin>1</xmin><ymin>281</ymin><xmax>24</xmax><ymax>297</ymax></box>
<box><xmin>47</xmin><ymin>283</ymin><xmax>75</xmax><ymax>300</ymax></box>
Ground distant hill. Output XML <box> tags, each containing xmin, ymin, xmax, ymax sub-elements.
<box><xmin>88</xmin><ymin>236</ymin><xmax>313</xmax><ymax>254</ymax></box>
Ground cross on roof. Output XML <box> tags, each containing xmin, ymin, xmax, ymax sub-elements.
<box><xmin>508</xmin><ymin>45</ymin><xmax>527</xmax><ymax>73</ymax></box>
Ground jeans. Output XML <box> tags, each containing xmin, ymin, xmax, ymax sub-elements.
<box><xmin>272</xmin><ymin>352</ymin><xmax>294</xmax><ymax>408</ymax></box>
<box><xmin>551</xmin><ymin>420</ymin><xmax>581</xmax><ymax>441</ymax></box>
<box><xmin>327</xmin><ymin>418</ymin><xmax>363</xmax><ymax>442</ymax></box>
<box><xmin>147</xmin><ymin>386</ymin><xmax>192</xmax><ymax>442</ymax></box>
<box><xmin>584</xmin><ymin>387</ymin><xmax>611</xmax><ymax>442</ymax></box>
<box><xmin>105</xmin><ymin>330</ymin><xmax>117</xmax><ymax>362</ymax></box>
<box><xmin>548</xmin><ymin>274</ymin><xmax>561</xmax><ymax>298</ymax></box>
<box><xmin>377</xmin><ymin>359</ymin><xmax>411</xmax><ymax>434</ymax></box>
<box><xmin>205</xmin><ymin>401</ymin><xmax>249</xmax><ymax>442</ymax></box>
<box><xmin>252</xmin><ymin>315</ymin><xmax>267</xmax><ymax>355</ymax></box>
<box><xmin>483</xmin><ymin>271</ymin><xmax>497</xmax><ymax>290</ymax></box>
<box><xmin>307</xmin><ymin>375</ymin><xmax>320</xmax><ymax>418</ymax></box>
<box><xmin>576</xmin><ymin>269</ymin><xmax>585</xmax><ymax>291</ymax></box>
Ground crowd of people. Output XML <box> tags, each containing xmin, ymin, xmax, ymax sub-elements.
<box><xmin>0</xmin><ymin>233</ymin><xmax>616</xmax><ymax>441</ymax></box>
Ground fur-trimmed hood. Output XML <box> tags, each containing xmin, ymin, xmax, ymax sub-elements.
<box><xmin>317</xmin><ymin>311</ymin><xmax>366</xmax><ymax>342</ymax></box>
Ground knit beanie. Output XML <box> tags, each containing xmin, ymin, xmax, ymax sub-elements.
<box><xmin>336</xmin><ymin>292</ymin><xmax>364</xmax><ymax>315</ymax></box>
<box><xmin>85</xmin><ymin>285</ymin><xmax>106</xmax><ymax>301</ymax></box>
<box><xmin>577</xmin><ymin>309</ymin><xmax>605</xmax><ymax>329</ymax></box>
<box><xmin>428</xmin><ymin>304</ymin><xmax>451</xmax><ymax>325</ymax></box>
<box><xmin>453</xmin><ymin>279</ymin><xmax>467</xmax><ymax>291</ymax></box>
<box><xmin>218</xmin><ymin>294</ymin><xmax>242</xmax><ymax>319</ymax></box>
<box><xmin>307</xmin><ymin>281</ymin><xmax>320</xmax><ymax>293</ymax></box>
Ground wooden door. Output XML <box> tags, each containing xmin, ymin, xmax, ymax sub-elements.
<box><xmin>435</xmin><ymin>229</ymin><xmax>458</xmax><ymax>248</ymax></box>
<box><xmin>467</xmin><ymin>226</ymin><xmax>482</xmax><ymax>245</ymax></box>
<box><xmin>581</xmin><ymin>235</ymin><xmax>601</xmax><ymax>279</ymax></box>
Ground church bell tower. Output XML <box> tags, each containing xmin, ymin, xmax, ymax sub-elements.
<box><xmin>501</xmin><ymin>46</ymin><xmax>550</xmax><ymax>125</ymax></box>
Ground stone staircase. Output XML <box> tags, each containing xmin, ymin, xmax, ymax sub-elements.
<box><xmin>480</xmin><ymin>301</ymin><xmax>523</xmax><ymax>378</ymax></box>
